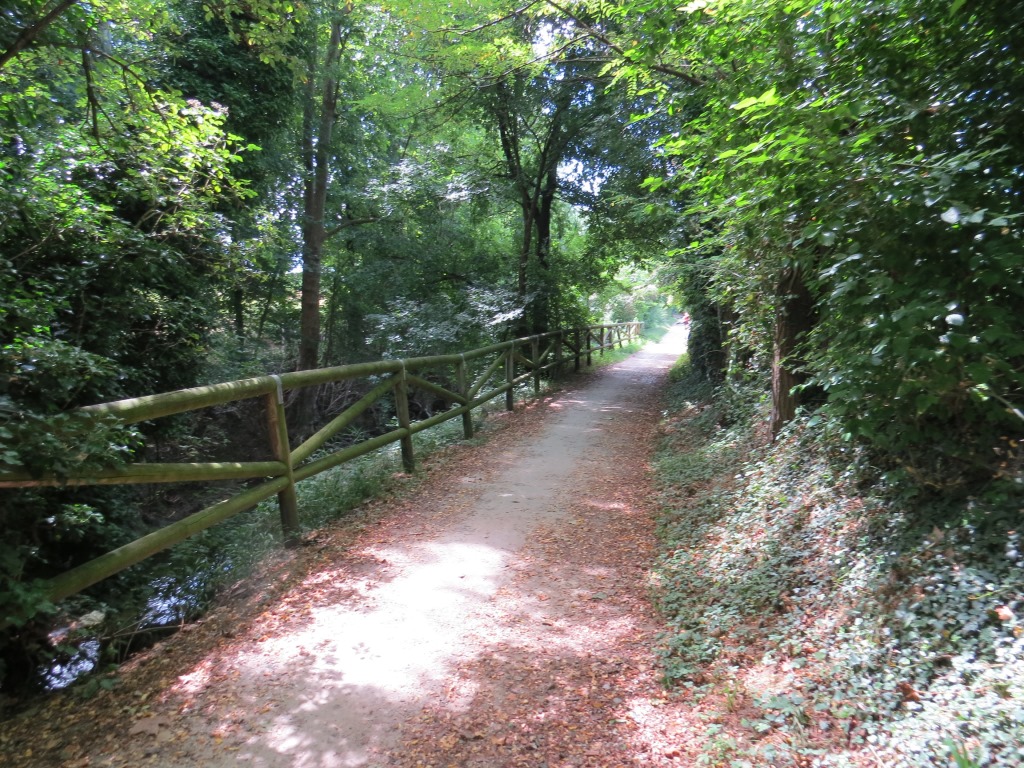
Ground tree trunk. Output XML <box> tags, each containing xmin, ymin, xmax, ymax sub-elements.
<box><xmin>232</xmin><ymin>286</ymin><xmax>245</xmax><ymax>337</ymax></box>
<box><xmin>528</xmin><ymin>167</ymin><xmax>558</xmax><ymax>332</ymax></box>
<box><xmin>485</xmin><ymin>76</ymin><xmax>568</xmax><ymax>333</ymax></box>
<box><xmin>295</xmin><ymin>12</ymin><xmax>345</xmax><ymax>432</ymax></box>
<box><xmin>255</xmin><ymin>269</ymin><xmax>281</xmax><ymax>340</ymax></box>
<box><xmin>322</xmin><ymin>263</ymin><xmax>345</xmax><ymax>364</ymax></box>
<box><xmin>770</xmin><ymin>266</ymin><xmax>816</xmax><ymax>440</ymax></box>
<box><xmin>517</xmin><ymin>194</ymin><xmax>533</xmax><ymax>298</ymax></box>
<box><xmin>535</xmin><ymin>166</ymin><xmax>557</xmax><ymax>270</ymax></box>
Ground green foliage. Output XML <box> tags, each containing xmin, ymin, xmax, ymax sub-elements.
<box><xmin>366</xmin><ymin>287</ymin><xmax>524</xmax><ymax>359</ymax></box>
<box><xmin>592</xmin><ymin>265</ymin><xmax>674</xmax><ymax>330</ymax></box>
<box><xmin>0</xmin><ymin>332</ymin><xmax>140</xmax><ymax>476</ymax></box>
<box><xmin>0</xmin><ymin>0</ymin><xmax>257</xmax><ymax>684</ymax></box>
<box><xmin>666</xmin><ymin>353</ymin><xmax>690</xmax><ymax>383</ymax></box>
<box><xmin>562</xmin><ymin>0</ymin><xmax>1024</xmax><ymax>484</ymax></box>
<box><xmin>0</xmin><ymin>0</ymin><xmax>712</xmax><ymax>694</ymax></box>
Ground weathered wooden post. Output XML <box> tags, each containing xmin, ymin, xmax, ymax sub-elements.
<box><xmin>618</xmin><ymin>325</ymin><xmax>625</xmax><ymax>348</ymax></box>
<box><xmin>457</xmin><ymin>355</ymin><xmax>474</xmax><ymax>439</ymax></box>
<box><xmin>586</xmin><ymin>328</ymin><xmax>593</xmax><ymax>367</ymax></box>
<box><xmin>393</xmin><ymin>365</ymin><xmax>415</xmax><ymax>472</ymax></box>
<box><xmin>599</xmin><ymin>326</ymin><xmax>606</xmax><ymax>356</ymax></box>
<box><xmin>554</xmin><ymin>330</ymin><xmax>564</xmax><ymax>378</ymax></box>
<box><xmin>266</xmin><ymin>375</ymin><xmax>300</xmax><ymax>543</ymax></box>
<box><xmin>505</xmin><ymin>345</ymin><xmax>515</xmax><ymax>411</ymax></box>
<box><xmin>574</xmin><ymin>329</ymin><xmax>581</xmax><ymax>372</ymax></box>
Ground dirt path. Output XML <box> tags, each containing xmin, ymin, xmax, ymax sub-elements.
<box><xmin>2</xmin><ymin>327</ymin><xmax>689</xmax><ymax>768</ymax></box>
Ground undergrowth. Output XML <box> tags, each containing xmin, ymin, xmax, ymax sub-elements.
<box><xmin>653</xmin><ymin>366</ymin><xmax>1024</xmax><ymax>767</ymax></box>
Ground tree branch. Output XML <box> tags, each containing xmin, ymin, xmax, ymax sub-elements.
<box><xmin>0</xmin><ymin>0</ymin><xmax>80</xmax><ymax>69</ymax></box>
<box><xmin>544</xmin><ymin>0</ymin><xmax>705</xmax><ymax>87</ymax></box>
<box><xmin>323</xmin><ymin>216</ymin><xmax>379</xmax><ymax>241</ymax></box>
<box><xmin>435</xmin><ymin>0</ymin><xmax>545</xmax><ymax>36</ymax></box>
<box><xmin>90</xmin><ymin>47</ymin><xmax>170</xmax><ymax>125</ymax></box>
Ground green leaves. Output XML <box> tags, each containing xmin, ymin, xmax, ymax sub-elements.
<box><xmin>561</xmin><ymin>0</ymin><xmax>1024</xmax><ymax>482</ymax></box>
<box><xmin>730</xmin><ymin>86</ymin><xmax>780</xmax><ymax>112</ymax></box>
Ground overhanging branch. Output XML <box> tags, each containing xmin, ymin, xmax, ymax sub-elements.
<box><xmin>544</xmin><ymin>0</ymin><xmax>705</xmax><ymax>87</ymax></box>
<box><xmin>323</xmin><ymin>216</ymin><xmax>379</xmax><ymax>241</ymax></box>
<box><xmin>0</xmin><ymin>0</ymin><xmax>80</xmax><ymax>69</ymax></box>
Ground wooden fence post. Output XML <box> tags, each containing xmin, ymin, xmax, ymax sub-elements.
<box><xmin>266</xmin><ymin>377</ymin><xmax>299</xmax><ymax>544</ymax></box>
<box><xmin>11</xmin><ymin>322</ymin><xmax>658</xmax><ymax>608</ymax></box>
<box><xmin>394</xmin><ymin>365</ymin><xmax>415</xmax><ymax>472</ymax></box>
<box><xmin>505</xmin><ymin>345</ymin><xmax>515</xmax><ymax>411</ymax></box>
<box><xmin>531</xmin><ymin>336</ymin><xmax>541</xmax><ymax>394</ymax></box>
<box><xmin>457</xmin><ymin>355</ymin><xmax>474</xmax><ymax>439</ymax></box>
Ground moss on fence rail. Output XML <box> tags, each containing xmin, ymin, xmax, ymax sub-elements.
<box><xmin>0</xmin><ymin>323</ymin><xmax>642</xmax><ymax>609</ymax></box>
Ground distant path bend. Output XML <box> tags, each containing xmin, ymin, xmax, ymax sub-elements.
<box><xmin>5</xmin><ymin>326</ymin><xmax>689</xmax><ymax>768</ymax></box>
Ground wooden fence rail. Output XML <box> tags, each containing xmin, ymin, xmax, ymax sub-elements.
<box><xmin>0</xmin><ymin>322</ymin><xmax>643</xmax><ymax>604</ymax></box>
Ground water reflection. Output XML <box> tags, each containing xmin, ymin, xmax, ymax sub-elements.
<box><xmin>42</xmin><ymin>570</ymin><xmax>214</xmax><ymax>690</ymax></box>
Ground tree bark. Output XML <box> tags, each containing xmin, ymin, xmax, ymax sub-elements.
<box><xmin>517</xmin><ymin>192</ymin><xmax>534</xmax><ymax>298</ymax></box>
<box><xmin>0</xmin><ymin>0</ymin><xmax>80</xmax><ymax>69</ymax></box>
<box><xmin>295</xmin><ymin>11</ymin><xmax>346</xmax><ymax>432</ymax></box>
<box><xmin>770</xmin><ymin>266</ymin><xmax>816</xmax><ymax>440</ymax></box>
<box><xmin>232</xmin><ymin>286</ymin><xmax>245</xmax><ymax>337</ymax></box>
<box><xmin>298</xmin><ymin>15</ymin><xmax>343</xmax><ymax>372</ymax></box>
<box><xmin>486</xmin><ymin>77</ymin><xmax>568</xmax><ymax>332</ymax></box>
<box><xmin>536</xmin><ymin>166</ymin><xmax>557</xmax><ymax>270</ymax></box>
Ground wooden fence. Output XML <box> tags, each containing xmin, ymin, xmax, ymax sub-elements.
<box><xmin>0</xmin><ymin>322</ymin><xmax>642</xmax><ymax>605</ymax></box>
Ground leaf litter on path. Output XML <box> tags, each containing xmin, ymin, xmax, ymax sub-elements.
<box><xmin>0</xmin><ymin>329</ymin><xmax>699</xmax><ymax>768</ymax></box>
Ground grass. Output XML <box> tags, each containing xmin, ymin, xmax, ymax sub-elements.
<box><xmin>652</xmin><ymin>366</ymin><xmax>1024</xmax><ymax>767</ymax></box>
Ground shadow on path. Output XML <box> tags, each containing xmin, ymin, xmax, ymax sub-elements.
<box><xmin>31</xmin><ymin>327</ymin><xmax>689</xmax><ymax>768</ymax></box>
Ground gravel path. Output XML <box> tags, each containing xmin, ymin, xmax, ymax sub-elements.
<box><xmin>1</xmin><ymin>327</ymin><xmax>688</xmax><ymax>768</ymax></box>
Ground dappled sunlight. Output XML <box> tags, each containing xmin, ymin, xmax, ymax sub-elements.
<box><xmin>175</xmin><ymin>658</ymin><xmax>216</xmax><ymax>697</ymax></box>
<box><xmin>25</xmin><ymin>326</ymin><xmax>686</xmax><ymax>768</ymax></box>
<box><xmin>182</xmin><ymin>518</ymin><xmax>660</xmax><ymax>767</ymax></box>
<box><xmin>237</xmin><ymin>539</ymin><xmax>513</xmax><ymax>690</ymax></box>
<box><xmin>140</xmin><ymin>528</ymin><xmax>534</xmax><ymax>766</ymax></box>
<box><xmin>550</xmin><ymin>396</ymin><xmax>589</xmax><ymax>407</ymax></box>
<box><xmin>379</xmin><ymin>472</ymin><xmax>671</xmax><ymax>766</ymax></box>
<box><xmin>586</xmin><ymin>499</ymin><xmax>627</xmax><ymax>510</ymax></box>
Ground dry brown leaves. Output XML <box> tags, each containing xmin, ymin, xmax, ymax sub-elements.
<box><xmin>380</xmin><ymin>380</ymin><xmax>702</xmax><ymax>768</ymax></box>
<box><xmin>1</xmin><ymin>367</ymin><xmax>702</xmax><ymax>768</ymax></box>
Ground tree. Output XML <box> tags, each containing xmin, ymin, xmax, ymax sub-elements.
<box><xmin>0</xmin><ymin>0</ymin><xmax>257</xmax><ymax>682</ymax></box>
<box><xmin>553</xmin><ymin>0</ymin><xmax>1024</xmax><ymax>480</ymax></box>
<box><xmin>413</xmin><ymin>5</ymin><xmax>645</xmax><ymax>333</ymax></box>
<box><xmin>157</xmin><ymin>1</ymin><xmax>302</xmax><ymax>343</ymax></box>
<box><xmin>297</xmin><ymin>5</ymin><xmax>349</xmax><ymax>375</ymax></box>
<box><xmin>1</xmin><ymin>0</ymin><xmax>252</xmax><ymax>450</ymax></box>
